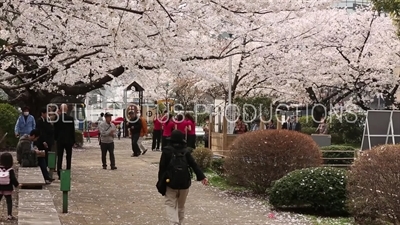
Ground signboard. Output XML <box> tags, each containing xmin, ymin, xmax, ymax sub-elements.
<box><xmin>145</xmin><ymin>108</ymin><xmax>156</xmax><ymax>122</ymax></box>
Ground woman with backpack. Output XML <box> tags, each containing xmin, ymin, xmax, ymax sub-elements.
<box><xmin>0</xmin><ymin>153</ymin><xmax>20</xmax><ymax>220</ymax></box>
<box><xmin>157</xmin><ymin>130</ymin><xmax>208</xmax><ymax>225</ymax></box>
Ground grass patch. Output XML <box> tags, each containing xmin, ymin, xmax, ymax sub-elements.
<box><xmin>309</xmin><ymin>216</ymin><xmax>354</xmax><ymax>225</ymax></box>
<box><xmin>203</xmin><ymin>169</ymin><xmax>246</xmax><ymax>191</ymax></box>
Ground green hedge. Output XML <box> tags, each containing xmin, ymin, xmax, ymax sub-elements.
<box><xmin>0</xmin><ymin>104</ymin><xmax>19</xmax><ymax>148</ymax></box>
<box><xmin>269</xmin><ymin>167</ymin><xmax>348</xmax><ymax>215</ymax></box>
<box><xmin>329</xmin><ymin>113</ymin><xmax>365</xmax><ymax>145</ymax></box>
<box><xmin>320</xmin><ymin>145</ymin><xmax>356</xmax><ymax>165</ymax></box>
<box><xmin>298</xmin><ymin>115</ymin><xmax>316</xmax><ymax>128</ymax></box>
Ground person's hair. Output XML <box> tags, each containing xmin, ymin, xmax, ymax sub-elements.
<box><xmin>205</xmin><ymin>117</ymin><xmax>209</xmax><ymax>122</ymax></box>
<box><xmin>185</xmin><ymin>113</ymin><xmax>195</xmax><ymax>123</ymax></box>
<box><xmin>40</xmin><ymin>107</ymin><xmax>47</xmax><ymax>114</ymax></box>
<box><xmin>163</xmin><ymin>110</ymin><xmax>168</xmax><ymax>114</ymax></box>
<box><xmin>29</xmin><ymin>129</ymin><xmax>40</xmax><ymax>137</ymax></box>
<box><xmin>238</xmin><ymin>116</ymin><xmax>243</xmax><ymax>121</ymax></box>
<box><xmin>100</xmin><ymin>113</ymin><xmax>104</xmax><ymax>117</ymax></box>
<box><xmin>22</xmin><ymin>106</ymin><xmax>30</xmax><ymax>111</ymax></box>
<box><xmin>176</xmin><ymin>114</ymin><xmax>184</xmax><ymax>122</ymax></box>
<box><xmin>0</xmin><ymin>153</ymin><xmax>13</xmax><ymax>169</ymax></box>
<box><xmin>166</xmin><ymin>114</ymin><xmax>173</xmax><ymax>124</ymax></box>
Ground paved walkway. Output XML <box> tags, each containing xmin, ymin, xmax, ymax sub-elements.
<box><xmin>45</xmin><ymin>138</ymin><xmax>311</xmax><ymax>225</ymax></box>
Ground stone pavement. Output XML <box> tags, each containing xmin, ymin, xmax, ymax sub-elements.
<box><xmin>44</xmin><ymin>138</ymin><xmax>312</xmax><ymax>225</ymax></box>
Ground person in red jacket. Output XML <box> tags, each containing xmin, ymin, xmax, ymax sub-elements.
<box><xmin>152</xmin><ymin>113</ymin><xmax>162</xmax><ymax>151</ymax></box>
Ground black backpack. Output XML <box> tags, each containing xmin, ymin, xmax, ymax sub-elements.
<box><xmin>166</xmin><ymin>148</ymin><xmax>193</xmax><ymax>189</ymax></box>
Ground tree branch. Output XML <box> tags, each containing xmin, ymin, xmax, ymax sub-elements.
<box><xmin>82</xmin><ymin>0</ymin><xmax>144</xmax><ymax>15</ymax></box>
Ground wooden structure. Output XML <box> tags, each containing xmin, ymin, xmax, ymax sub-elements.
<box><xmin>209</xmin><ymin>115</ymin><xmax>266</xmax><ymax>157</ymax></box>
<box><xmin>18</xmin><ymin>167</ymin><xmax>46</xmax><ymax>189</ymax></box>
<box><xmin>18</xmin><ymin>190</ymin><xmax>61</xmax><ymax>225</ymax></box>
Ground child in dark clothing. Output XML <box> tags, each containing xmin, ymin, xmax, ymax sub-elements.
<box><xmin>0</xmin><ymin>153</ymin><xmax>20</xmax><ymax>220</ymax></box>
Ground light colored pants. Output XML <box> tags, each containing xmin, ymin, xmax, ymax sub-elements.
<box><xmin>165</xmin><ymin>187</ymin><xmax>189</xmax><ymax>225</ymax></box>
<box><xmin>138</xmin><ymin>137</ymin><xmax>146</xmax><ymax>152</ymax></box>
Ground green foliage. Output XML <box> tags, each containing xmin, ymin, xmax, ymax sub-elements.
<box><xmin>347</xmin><ymin>144</ymin><xmax>400</xmax><ymax>224</ymax></box>
<box><xmin>225</xmin><ymin>129</ymin><xmax>322</xmax><ymax>193</ymax></box>
<box><xmin>269</xmin><ymin>167</ymin><xmax>348</xmax><ymax>215</ymax></box>
<box><xmin>328</xmin><ymin>113</ymin><xmax>365</xmax><ymax>145</ymax></box>
<box><xmin>234</xmin><ymin>96</ymin><xmax>272</xmax><ymax>122</ymax></box>
<box><xmin>298</xmin><ymin>115</ymin><xmax>316</xmax><ymax>128</ymax></box>
<box><xmin>211</xmin><ymin>158</ymin><xmax>225</xmax><ymax>175</ymax></box>
<box><xmin>301</xmin><ymin>127</ymin><xmax>315</xmax><ymax>135</ymax></box>
<box><xmin>0</xmin><ymin>103</ymin><xmax>19</xmax><ymax>148</ymax></box>
<box><xmin>191</xmin><ymin>147</ymin><xmax>213</xmax><ymax>170</ymax></box>
<box><xmin>321</xmin><ymin>145</ymin><xmax>356</xmax><ymax>165</ymax></box>
<box><xmin>74</xmin><ymin>130</ymin><xmax>83</xmax><ymax>147</ymax></box>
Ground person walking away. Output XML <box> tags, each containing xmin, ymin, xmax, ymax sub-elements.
<box><xmin>152</xmin><ymin>113</ymin><xmax>162</xmax><ymax>151</ymax></box>
<box><xmin>99</xmin><ymin>113</ymin><xmax>117</xmax><ymax>170</ymax></box>
<box><xmin>35</xmin><ymin>108</ymin><xmax>54</xmax><ymax>166</ymax></box>
<box><xmin>14</xmin><ymin>106</ymin><xmax>35</xmax><ymax>138</ymax></box>
<box><xmin>117</xmin><ymin>125</ymin><xmax>122</xmax><ymax>140</ymax></box>
<box><xmin>17</xmin><ymin>129</ymin><xmax>54</xmax><ymax>183</ymax></box>
<box><xmin>0</xmin><ymin>153</ymin><xmax>20</xmax><ymax>221</ymax></box>
<box><xmin>138</xmin><ymin>114</ymin><xmax>148</xmax><ymax>155</ymax></box>
<box><xmin>127</xmin><ymin>110</ymin><xmax>142</xmax><ymax>157</ymax></box>
<box><xmin>54</xmin><ymin>104</ymin><xmax>75</xmax><ymax>180</ymax></box>
<box><xmin>161</xmin><ymin>114</ymin><xmax>174</xmax><ymax>149</ymax></box>
<box><xmin>202</xmin><ymin>118</ymin><xmax>210</xmax><ymax>148</ymax></box>
<box><xmin>185</xmin><ymin>113</ymin><xmax>196</xmax><ymax>149</ymax></box>
<box><xmin>157</xmin><ymin>130</ymin><xmax>208</xmax><ymax>225</ymax></box>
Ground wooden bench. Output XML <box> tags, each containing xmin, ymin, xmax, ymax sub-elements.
<box><xmin>18</xmin><ymin>167</ymin><xmax>46</xmax><ymax>189</ymax></box>
<box><xmin>18</xmin><ymin>189</ymin><xmax>61</xmax><ymax>225</ymax></box>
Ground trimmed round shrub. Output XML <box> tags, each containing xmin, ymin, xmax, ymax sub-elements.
<box><xmin>320</xmin><ymin>145</ymin><xmax>356</xmax><ymax>165</ymax></box>
<box><xmin>0</xmin><ymin>104</ymin><xmax>19</xmax><ymax>148</ymax></box>
<box><xmin>191</xmin><ymin>147</ymin><xmax>213</xmax><ymax>171</ymax></box>
<box><xmin>347</xmin><ymin>144</ymin><xmax>400</xmax><ymax>224</ymax></box>
<box><xmin>301</xmin><ymin>127</ymin><xmax>315</xmax><ymax>135</ymax></box>
<box><xmin>225</xmin><ymin>129</ymin><xmax>322</xmax><ymax>193</ymax></box>
<box><xmin>211</xmin><ymin>158</ymin><xmax>225</xmax><ymax>175</ymax></box>
<box><xmin>298</xmin><ymin>115</ymin><xmax>316</xmax><ymax>128</ymax></box>
<box><xmin>269</xmin><ymin>167</ymin><xmax>348</xmax><ymax>215</ymax></box>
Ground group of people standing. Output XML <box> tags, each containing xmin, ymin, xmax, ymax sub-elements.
<box><xmin>14</xmin><ymin>105</ymin><xmax>76</xmax><ymax>182</ymax></box>
<box><xmin>151</xmin><ymin>111</ymin><xmax>197</xmax><ymax>151</ymax></box>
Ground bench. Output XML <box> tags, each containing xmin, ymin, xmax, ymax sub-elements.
<box><xmin>18</xmin><ymin>189</ymin><xmax>61</xmax><ymax>225</ymax></box>
<box><xmin>18</xmin><ymin>167</ymin><xmax>46</xmax><ymax>189</ymax></box>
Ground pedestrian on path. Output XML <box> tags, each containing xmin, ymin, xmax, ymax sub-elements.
<box><xmin>138</xmin><ymin>114</ymin><xmax>148</xmax><ymax>155</ymax></box>
<box><xmin>152</xmin><ymin>113</ymin><xmax>162</xmax><ymax>151</ymax></box>
<box><xmin>0</xmin><ymin>153</ymin><xmax>20</xmax><ymax>220</ymax></box>
<box><xmin>127</xmin><ymin>110</ymin><xmax>142</xmax><ymax>157</ymax></box>
<box><xmin>99</xmin><ymin>112</ymin><xmax>117</xmax><ymax>170</ymax></box>
<box><xmin>157</xmin><ymin>130</ymin><xmax>208</xmax><ymax>225</ymax></box>
<box><xmin>161</xmin><ymin>114</ymin><xmax>174</xmax><ymax>149</ymax></box>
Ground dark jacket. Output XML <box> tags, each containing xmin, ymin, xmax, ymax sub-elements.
<box><xmin>54</xmin><ymin>113</ymin><xmax>75</xmax><ymax>145</ymax></box>
<box><xmin>36</xmin><ymin>116</ymin><xmax>54</xmax><ymax>147</ymax></box>
<box><xmin>128</xmin><ymin>117</ymin><xmax>142</xmax><ymax>135</ymax></box>
<box><xmin>282</xmin><ymin>122</ymin><xmax>301</xmax><ymax>131</ymax></box>
<box><xmin>158</xmin><ymin>144</ymin><xmax>206</xmax><ymax>189</ymax></box>
<box><xmin>0</xmin><ymin>167</ymin><xmax>19</xmax><ymax>191</ymax></box>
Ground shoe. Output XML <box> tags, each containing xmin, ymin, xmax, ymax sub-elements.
<box><xmin>7</xmin><ymin>215</ymin><xmax>15</xmax><ymax>220</ymax></box>
<box><xmin>103</xmin><ymin>166</ymin><xmax>107</xmax><ymax>169</ymax></box>
<box><xmin>142</xmin><ymin>149</ymin><xmax>148</xmax><ymax>155</ymax></box>
<box><xmin>152</xmin><ymin>149</ymin><xmax>156</xmax><ymax>151</ymax></box>
<box><xmin>111</xmin><ymin>167</ymin><xmax>117</xmax><ymax>170</ymax></box>
<box><xmin>45</xmin><ymin>180</ymin><xmax>52</xmax><ymax>184</ymax></box>
<box><xmin>156</xmin><ymin>149</ymin><xmax>161</xmax><ymax>151</ymax></box>
<box><xmin>46</xmin><ymin>178</ymin><xmax>55</xmax><ymax>182</ymax></box>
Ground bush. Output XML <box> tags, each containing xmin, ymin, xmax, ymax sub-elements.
<box><xmin>74</xmin><ymin>130</ymin><xmax>83</xmax><ymax>147</ymax></box>
<box><xmin>298</xmin><ymin>115</ymin><xmax>316</xmax><ymax>128</ymax></box>
<box><xmin>224</xmin><ymin>129</ymin><xmax>322</xmax><ymax>193</ymax></box>
<box><xmin>191</xmin><ymin>147</ymin><xmax>213</xmax><ymax>171</ymax></box>
<box><xmin>0</xmin><ymin>104</ymin><xmax>19</xmax><ymax>148</ymax></box>
<box><xmin>301</xmin><ymin>127</ymin><xmax>315</xmax><ymax>135</ymax></box>
<box><xmin>269</xmin><ymin>167</ymin><xmax>348</xmax><ymax>215</ymax></box>
<box><xmin>320</xmin><ymin>145</ymin><xmax>356</xmax><ymax>165</ymax></box>
<box><xmin>329</xmin><ymin>113</ymin><xmax>365</xmax><ymax>145</ymax></box>
<box><xmin>347</xmin><ymin>144</ymin><xmax>400</xmax><ymax>224</ymax></box>
<box><xmin>211</xmin><ymin>158</ymin><xmax>225</xmax><ymax>175</ymax></box>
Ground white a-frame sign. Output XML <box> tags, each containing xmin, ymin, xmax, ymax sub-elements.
<box><xmin>361</xmin><ymin>110</ymin><xmax>400</xmax><ymax>150</ymax></box>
